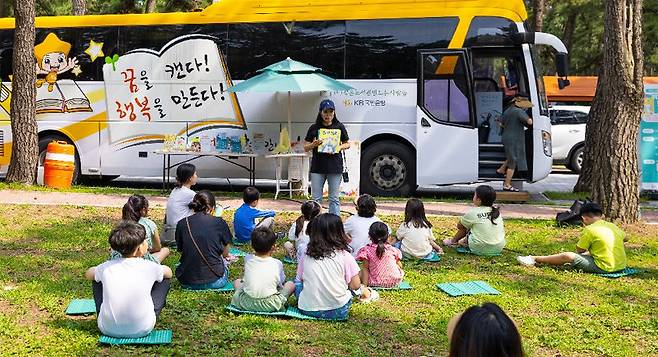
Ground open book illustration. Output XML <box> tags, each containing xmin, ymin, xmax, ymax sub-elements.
<box><xmin>36</xmin><ymin>79</ymin><xmax>92</xmax><ymax>114</ymax></box>
<box><xmin>318</xmin><ymin>128</ymin><xmax>341</xmax><ymax>154</ymax></box>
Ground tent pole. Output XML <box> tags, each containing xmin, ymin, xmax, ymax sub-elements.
<box><xmin>288</xmin><ymin>91</ymin><xmax>292</xmax><ymax>144</ymax></box>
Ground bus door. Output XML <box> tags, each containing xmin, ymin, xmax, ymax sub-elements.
<box><xmin>416</xmin><ymin>49</ymin><xmax>478</xmax><ymax>185</ymax></box>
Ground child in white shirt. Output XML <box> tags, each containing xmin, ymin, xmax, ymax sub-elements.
<box><xmin>344</xmin><ymin>194</ymin><xmax>389</xmax><ymax>257</ymax></box>
<box><xmin>284</xmin><ymin>201</ymin><xmax>321</xmax><ymax>262</ymax></box>
<box><xmin>85</xmin><ymin>221</ymin><xmax>172</xmax><ymax>338</ymax></box>
<box><xmin>296</xmin><ymin>213</ymin><xmax>361</xmax><ymax>320</ymax></box>
<box><xmin>394</xmin><ymin>198</ymin><xmax>443</xmax><ymax>259</ymax></box>
<box><xmin>231</xmin><ymin>227</ymin><xmax>295</xmax><ymax>312</ymax></box>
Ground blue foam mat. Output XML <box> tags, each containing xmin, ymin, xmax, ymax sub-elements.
<box><xmin>593</xmin><ymin>267</ymin><xmax>640</xmax><ymax>278</ymax></box>
<box><xmin>436</xmin><ymin>281</ymin><xmax>501</xmax><ymax>297</ymax></box>
<box><xmin>182</xmin><ymin>281</ymin><xmax>235</xmax><ymax>292</ymax></box>
<box><xmin>65</xmin><ymin>299</ymin><xmax>96</xmax><ymax>315</ymax></box>
<box><xmin>229</xmin><ymin>247</ymin><xmax>248</xmax><ymax>257</ymax></box>
<box><xmin>99</xmin><ymin>329</ymin><xmax>172</xmax><ymax>345</ymax></box>
<box><xmin>371</xmin><ymin>281</ymin><xmax>412</xmax><ymax>290</ymax></box>
<box><xmin>403</xmin><ymin>251</ymin><xmax>441</xmax><ymax>263</ymax></box>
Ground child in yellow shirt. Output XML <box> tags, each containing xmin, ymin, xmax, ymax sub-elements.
<box><xmin>517</xmin><ymin>202</ymin><xmax>627</xmax><ymax>273</ymax></box>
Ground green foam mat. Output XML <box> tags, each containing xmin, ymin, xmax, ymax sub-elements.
<box><xmin>229</xmin><ymin>247</ymin><xmax>248</xmax><ymax>257</ymax></box>
<box><xmin>372</xmin><ymin>281</ymin><xmax>412</xmax><ymax>290</ymax></box>
<box><xmin>232</xmin><ymin>241</ymin><xmax>248</xmax><ymax>246</ymax></box>
<box><xmin>65</xmin><ymin>299</ymin><xmax>96</xmax><ymax>315</ymax></box>
<box><xmin>594</xmin><ymin>267</ymin><xmax>640</xmax><ymax>278</ymax></box>
<box><xmin>455</xmin><ymin>246</ymin><xmax>502</xmax><ymax>257</ymax></box>
<box><xmin>436</xmin><ymin>281</ymin><xmax>501</xmax><ymax>297</ymax></box>
<box><xmin>284</xmin><ymin>306</ymin><xmax>348</xmax><ymax>321</ymax></box>
<box><xmin>99</xmin><ymin>329</ymin><xmax>172</xmax><ymax>345</ymax></box>
<box><xmin>282</xmin><ymin>256</ymin><xmax>297</xmax><ymax>265</ymax></box>
<box><xmin>225</xmin><ymin>305</ymin><xmax>287</xmax><ymax>316</ymax></box>
<box><xmin>182</xmin><ymin>281</ymin><xmax>234</xmax><ymax>293</ymax></box>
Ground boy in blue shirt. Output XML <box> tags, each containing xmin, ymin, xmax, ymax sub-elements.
<box><xmin>234</xmin><ymin>187</ymin><xmax>276</xmax><ymax>243</ymax></box>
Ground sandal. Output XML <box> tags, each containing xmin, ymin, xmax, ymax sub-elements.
<box><xmin>503</xmin><ymin>186</ymin><xmax>519</xmax><ymax>192</ymax></box>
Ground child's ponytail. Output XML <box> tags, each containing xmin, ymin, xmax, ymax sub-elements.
<box><xmin>296</xmin><ymin>201</ymin><xmax>321</xmax><ymax>238</ymax></box>
<box><xmin>475</xmin><ymin>185</ymin><xmax>499</xmax><ymax>225</ymax></box>
<box><xmin>368</xmin><ymin>222</ymin><xmax>389</xmax><ymax>259</ymax></box>
<box><xmin>122</xmin><ymin>194</ymin><xmax>148</xmax><ymax>222</ymax></box>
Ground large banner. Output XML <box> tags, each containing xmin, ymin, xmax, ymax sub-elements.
<box><xmin>640</xmin><ymin>84</ymin><xmax>658</xmax><ymax>190</ymax></box>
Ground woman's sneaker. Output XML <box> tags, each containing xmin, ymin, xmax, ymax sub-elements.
<box><xmin>517</xmin><ymin>256</ymin><xmax>536</xmax><ymax>267</ymax></box>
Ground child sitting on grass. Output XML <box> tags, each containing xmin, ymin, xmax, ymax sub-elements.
<box><xmin>284</xmin><ymin>200</ymin><xmax>321</xmax><ymax>262</ymax></box>
<box><xmin>344</xmin><ymin>194</ymin><xmax>389</xmax><ymax>257</ymax></box>
<box><xmin>85</xmin><ymin>221</ymin><xmax>172</xmax><ymax>338</ymax></box>
<box><xmin>443</xmin><ymin>185</ymin><xmax>506</xmax><ymax>255</ymax></box>
<box><xmin>356</xmin><ymin>222</ymin><xmax>404</xmax><ymax>302</ymax></box>
<box><xmin>234</xmin><ymin>187</ymin><xmax>276</xmax><ymax>244</ymax></box>
<box><xmin>517</xmin><ymin>202</ymin><xmax>628</xmax><ymax>274</ymax></box>
<box><xmin>394</xmin><ymin>198</ymin><xmax>443</xmax><ymax>259</ymax></box>
<box><xmin>231</xmin><ymin>227</ymin><xmax>296</xmax><ymax>312</ymax></box>
<box><xmin>111</xmin><ymin>195</ymin><xmax>170</xmax><ymax>263</ymax></box>
<box><xmin>447</xmin><ymin>302</ymin><xmax>524</xmax><ymax>357</ymax></box>
<box><xmin>296</xmin><ymin>213</ymin><xmax>361</xmax><ymax>320</ymax></box>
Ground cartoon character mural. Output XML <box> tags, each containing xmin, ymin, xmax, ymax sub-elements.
<box><xmin>35</xmin><ymin>33</ymin><xmax>78</xmax><ymax>92</ymax></box>
<box><xmin>33</xmin><ymin>33</ymin><xmax>91</xmax><ymax>114</ymax></box>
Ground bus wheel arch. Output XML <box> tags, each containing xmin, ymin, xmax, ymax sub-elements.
<box><xmin>360</xmin><ymin>135</ymin><xmax>417</xmax><ymax>197</ymax></box>
<box><xmin>38</xmin><ymin>131</ymin><xmax>81</xmax><ymax>184</ymax></box>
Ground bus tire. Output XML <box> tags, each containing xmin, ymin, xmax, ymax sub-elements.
<box><xmin>360</xmin><ymin>140</ymin><xmax>416</xmax><ymax>197</ymax></box>
<box><xmin>38</xmin><ymin>135</ymin><xmax>81</xmax><ymax>185</ymax></box>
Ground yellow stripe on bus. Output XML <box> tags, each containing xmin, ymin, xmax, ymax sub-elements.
<box><xmin>60</xmin><ymin>111</ymin><xmax>108</xmax><ymax>142</ymax></box>
<box><xmin>0</xmin><ymin>1</ymin><xmax>527</xmax><ymax>29</ymax></box>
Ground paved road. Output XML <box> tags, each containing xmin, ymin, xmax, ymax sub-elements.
<box><xmin>107</xmin><ymin>167</ymin><xmax>580</xmax><ymax>197</ymax></box>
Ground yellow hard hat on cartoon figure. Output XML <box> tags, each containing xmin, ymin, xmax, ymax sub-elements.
<box><xmin>34</xmin><ymin>33</ymin><xmax>72</xmax><ymax>64</ymax></box>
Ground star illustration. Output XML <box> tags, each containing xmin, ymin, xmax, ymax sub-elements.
<box><xmin>84</xmin><ymin>40</ymin><xmax>105</xmax><ymax>62</ymax></box>
<box><xmin>71</xmin><ymin>65</ymin><xmax>82</xmax><ymax>77</ymax></box>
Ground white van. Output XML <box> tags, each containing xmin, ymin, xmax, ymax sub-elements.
<box><xmin>549</xmin><ymin>105</ymin><xmax>590</xmax><ymax>173</ymax></box>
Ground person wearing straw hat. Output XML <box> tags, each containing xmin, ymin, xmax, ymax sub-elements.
<box><xmin>496</xmin><ymin>95</ymin><xmax>533</xmax><ymax>191</ymax></box>
<box><xmin>304</xmin><ymin>99</ymin><xmax>351</xmax><ymax>215</ymax></box>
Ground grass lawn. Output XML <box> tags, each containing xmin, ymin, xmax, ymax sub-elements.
<box><xmin>0</xmin><ymin>204</ymin><xmax>656</xmax><ymax>356</ymax></box>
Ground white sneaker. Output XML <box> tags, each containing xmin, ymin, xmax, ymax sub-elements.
<box><xmin>360</xmin><ymin>288</ymin><xmax>380</xmax><ymax>303</ymax></box>
<box><xmin>517</xmin><ymin>255</ymin><xmax>536</xmax><ymax>267</ymax></box>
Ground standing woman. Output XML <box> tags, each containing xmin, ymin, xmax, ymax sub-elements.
<box><xmin>496</xmin><ymin>96</ymin><xmax>533</xmax><ymax>191</ymax></box>
<box><xmin>304</xmin><ymin>99</ymin><xmax>350</xmax><ymax>215</ymax></box>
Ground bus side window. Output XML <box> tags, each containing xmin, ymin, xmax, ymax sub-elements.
<box><xmin>421</xmin><ymin>54</ymin><xmax>471</xmax><ymax>125</ymax></box>
<box><xmin>0</xmin><ymin>48</ymin><xmax>12</xmax><ymax>82</ymax></box>
<box><xmin>346</xmin><ymin>17</ymin><xmax>458</xmax><ymax>79</ymax></box>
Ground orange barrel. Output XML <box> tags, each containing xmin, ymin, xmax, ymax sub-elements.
<box><xmin>43</xmin><ymin>141</ymin><xmax>75</xmax><ymax>189</ymax></box>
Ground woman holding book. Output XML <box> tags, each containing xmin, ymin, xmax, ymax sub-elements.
<box><xmin>304</xmin><ymin>99</ymin><xmax>350</xmax><ymax>215</ymax></box>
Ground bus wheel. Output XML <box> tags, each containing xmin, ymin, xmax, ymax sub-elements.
<box><xmin>38</xmin><ymin>135</ymin><xmax>81</xmax><ymax>185</ymax></box>
<box><xmin>360</xmin><ymin>140</ymin><xmax>416</xmax><ymax>197</ymax></box>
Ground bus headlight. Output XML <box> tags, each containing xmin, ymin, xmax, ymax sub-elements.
<box><xmin>542</xmin><ymin>130</ymin><xmax>552</xmax><ymax>157</ymax></box>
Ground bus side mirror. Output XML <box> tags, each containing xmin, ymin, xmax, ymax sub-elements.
<box><xmin>556</xmin><ymin>53</ymin><xmax>569</xmax><ymax>78</ymax></box>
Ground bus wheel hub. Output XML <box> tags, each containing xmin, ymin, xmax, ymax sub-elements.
<box><xmin>370</xmin><ymin>155</ymin><xmax>406</xmax><ymax>190</ymax></box>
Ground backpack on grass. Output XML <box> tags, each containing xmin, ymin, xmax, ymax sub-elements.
<box><xmin>556</xmin><ymin>198</ymin><xmax>592</xmax><ymax>227</ymax></box>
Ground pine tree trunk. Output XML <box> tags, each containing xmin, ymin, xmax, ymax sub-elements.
<box><xmin>71</xmin><ymin>0</ymin><xmax>86</xmax><ymax>15</ymax></box>
<box><xmin>145</xmin><ymin>0</ymin><xmax>157</xmax><ymax>13</ymax></box>
<box><xmin>6</xmin><ymin>0</ymin><xmax>37</xmax><ymax>185</ymax></box>
<box><xmin>562</xmin><ymin>10</ymin><xmax>578</xmax><ymax>54</ymax></box>
<box><xmin>574</xmin><ymin>0</ymin><xmax>644</xmax><ymax>223</ymax></box>
<box><xmin>532</xmin><ymin>0</ymin><xmax>546</xmax><ymax>32</ymax></box>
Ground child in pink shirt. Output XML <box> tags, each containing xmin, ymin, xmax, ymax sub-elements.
<box><xmin>356</xmin><ymin>222</ymin><xmax>404</xmax><ymax>302</ymax></box>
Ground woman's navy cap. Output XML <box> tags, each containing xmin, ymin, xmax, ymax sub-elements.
<box><xmin>319</xmin><ymin>99</ymin><xmax>336</xmax><ymax>111</ymax></box>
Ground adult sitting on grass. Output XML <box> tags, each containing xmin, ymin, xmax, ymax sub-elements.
<box><xmin>85</xmin><ymin>221</ymin><xmax>173</xmax><ymax>338</ymax></box>
<box><xmin>447</xmin><ymin>302</ymin><xmax>524</xmax><ymax>357</ymax></box>
<box><xmin>163</xmin><ymin>163</ymin><xmax>198</xmax><ymax>245</ymax></box>
<box><xmin>176</xmin><ymin>190</ymin><xmax>234</xmax><ymax>290</ymax></box>
<box><xmin>517</xmin><ymin>202</ymin><xmax>628</xmax><ymax>274</ymax></box>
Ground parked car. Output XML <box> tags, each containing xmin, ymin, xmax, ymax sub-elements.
<box><xmin>549</xmin><ymin>105</ymin><xmax>590</xmax><ymax>173</ymax></box>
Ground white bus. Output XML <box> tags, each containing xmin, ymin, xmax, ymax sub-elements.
<box><xmin>0</xmin><ymin>0</ymin><xmax>569</xmax><ymax>196</ymax></box>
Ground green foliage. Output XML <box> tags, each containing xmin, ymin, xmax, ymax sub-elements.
<box><xmin>0</xmin><ymin>205</ymin><xmax>656</xmax><ymax>355</ymax></box>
